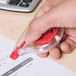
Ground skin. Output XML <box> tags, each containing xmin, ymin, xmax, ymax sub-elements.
<box><xmin>25</xmin><ymin>0</ymin><xmax>76</xmax><ymax>59</ymax></box>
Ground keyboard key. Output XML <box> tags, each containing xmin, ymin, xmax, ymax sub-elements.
<box><xmin>27</xmin><ymin>0</ymin><xmax>32</xmax><ymax>3</ymax></box>
<box><xmin>22</xmin><ymin>0</ymin><xmax>27</xmax><ymax>3</ymax></box>
<box><xmin>9</xmin><ymin>0</ymin><xmax>20</xmax><ymax>5</ymax></box>
<box><xmin>19</xmin><ymin>2</ymin><xmax>29</xmax><ymax>7</ymax></box>
<box><xmin>23</xmin><ymin>0</ymin><xmax>32</xmax><ymax>3</ymax></box>
<box><xmin>0</xmin><ymin>0</ymin><xmax>8</xmax><ymax>4</ymax></box>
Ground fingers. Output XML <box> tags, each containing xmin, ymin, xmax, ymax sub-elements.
<box><xmin>60</xmin><ymin>28</ymin><xmax>76</xmax><ymax>53</ymax></box>
<box><xmin>38</xmin><ymin>39</ymin><xmax>75</xmax><ymax>59</ymax></box>
<box><xmin>38</xmin><ymin>47</ymin><xmax>61</xmax><ymax>59</ymax></box>
<box><xmin>59</xmin><ymin>33</ymin><xmax>72</xmax><ymax>53</ymax></box>
<box><xmin>60</xmin><ymin>42</ymin><xmax>72</xmax><ymax>53</ymax></box>
<box><xmin>60</xmin><ymin>36</ymin><xmax>76</xmax><ymax>54</ymax></box>
<box><xmin>37</xmin><ymin>35</ymin><xmax>76</xmax><ymax>59</ymax></box>
<box><xmin>37</xmin><ymin>52</ymin><xmax>49</xmax><ymax>58</ymax></box>
<box><xmin>49</xmin><ymin>47</ymin><xmax>61</xmax><ymax>59</ymax></box>
<box><xmin>37</xmin><ymin>37</ymin><xmax>76</xmax><ymax>59</ymax></box>
<box><xmin>65</xmin><ymin>28</ymin><xmax>76</xmax><ymax>38</ymax></box>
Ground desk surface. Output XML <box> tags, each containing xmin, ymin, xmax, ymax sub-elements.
<box><xmin>0</xmin><ymin>0</ymin><xmax>76</xmax><ymax>72</ymax></box>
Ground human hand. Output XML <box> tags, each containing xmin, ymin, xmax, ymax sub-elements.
<box><xmin>25</xmin><ymin>0</ymin><xmax>76</xmax><ymax>59</ymax></box>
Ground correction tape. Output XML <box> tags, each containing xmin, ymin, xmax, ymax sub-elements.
<box><xmin>10</xmin><ymin>27</ymin><xmax>64</xmax><ymax>60</ymax></box>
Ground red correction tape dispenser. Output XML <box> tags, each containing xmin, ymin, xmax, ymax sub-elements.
<box><xmin>10</xmin><ymin>28</ymin><xmax>64</xmax><ymax>60</ymax></box>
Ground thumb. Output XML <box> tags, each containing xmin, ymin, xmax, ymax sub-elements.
<box><xmin>25</xmin><ymin>10</ymin><xmax>63</xmax><ymax>44</ymax></box>
<box><xmin>25</xmin><ymin>0</ymin><xmax>76</xmax><ymax>44</ymax></box>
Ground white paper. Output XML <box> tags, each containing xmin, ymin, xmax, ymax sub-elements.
<box><xmin>0</xmin><ymin>34</ymin><xmax>76</xmax><ymax>76</ymax></box>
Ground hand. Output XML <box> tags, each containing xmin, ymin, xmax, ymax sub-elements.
<box><xmin>25</xmin><ymin>0</ymin><xmax>76</xmax><ymax>59</ymax></box>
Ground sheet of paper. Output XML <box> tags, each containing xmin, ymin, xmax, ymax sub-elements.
<box><xmin>0</xmin><ymin>34</ymin><xmax>76</xmax><ymax>76</ymax></box>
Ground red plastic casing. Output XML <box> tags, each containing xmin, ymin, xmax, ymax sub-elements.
<box><xmin>10</xmin><ymin>41</ymin><xmax>26</xmax><ymax>60</ymax></box>
<box><xmin>34</xmin><ymin>28</ymin><xmax>59</xmax><ymax>45</ymax></box>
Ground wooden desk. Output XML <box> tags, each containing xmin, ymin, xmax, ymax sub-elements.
<box><xmin>0</xmin><ymin>0</ymin><xmax>76</xmax><ymax>72</ymax></box>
